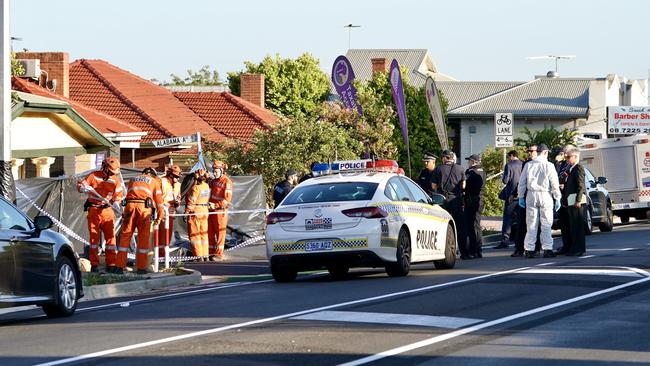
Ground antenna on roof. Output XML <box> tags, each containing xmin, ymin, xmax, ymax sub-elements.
<box><xmin>344</xmin><ymin>24</ymin><xmax>361</xmax><ymax>50</ymax></box>
<box><xmin>526</xmin><ymin>55</ymin><xmax>576</xmax><ymax>75</ymax></box>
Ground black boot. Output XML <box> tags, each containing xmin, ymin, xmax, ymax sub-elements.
<box><xmin>543</xmin><ymin>250</ymin><xmax>557</xmax><ymax>258</ymax></box>
<box><xmin>525</xmin><ymin>250</ymin><xmax>536</xmax><ymax>258</ymax></box>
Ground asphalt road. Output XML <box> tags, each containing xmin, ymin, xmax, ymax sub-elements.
<box><xmin>1</xmin><ymin>222</ymin><xmax>649</xmax><ymax>366</ymax></box>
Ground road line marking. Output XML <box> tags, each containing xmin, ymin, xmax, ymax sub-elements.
<box><xmin>517</xmin><ymin>268</ymin><xmax>642</xmax><ymax>277</ymax></box>
<box><xmin>336</xmin><ymin>274</ymin><xmax>650</xmax><ymax>366</ymax></box>
<box><xmin>580</xmin><ymin>255</ymin><xmax>596</xmax><ymax>259</ymax></box>
<box><xmin>620</xmin><ymin>248</ymin><xmax>637</xmax><ymax>251</ymax></box>
<box><xmin>292</xmin><ymin>311</ymin><xmax>482</xmax><ymax>329</ymax></box>
<box><xmin>536</xmin><ymin>262</ymin><xmax>555</xmax><ymax>266</ymax></box>
<box><xmin>31</xmin><ymin>266</ymin><xmax>532</xmax><ymax>366</ymax></box>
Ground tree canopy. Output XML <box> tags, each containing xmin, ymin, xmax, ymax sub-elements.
<box><xmin>228</xmin><ymin>53</ymin><xmax>330</xmax><ymax>119</ymax></box>
<box><xmin>156</xmin><ymin>65</ymin><xmax>223</xmax><ymax>86</ymax></box>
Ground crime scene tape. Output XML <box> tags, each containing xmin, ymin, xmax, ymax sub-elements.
<box><xmin>152</xmin><ymin>235</ymin><xmax>267</xmax><ymax>263</ymax></box>
<box><xmin>16</xmin><ymin>186</ymin><xmax>91</xmax><ymax>246</ymax></box>
<box><xmin>170</xmin><ymin>208</ymin><xmax>270</xmax><ymax>217</ymax></box>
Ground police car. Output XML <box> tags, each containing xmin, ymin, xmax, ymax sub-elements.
<box><xmin>266</xmin><ymin>159</ymin><xmax>457</xmax><ymax>282</ymax></box>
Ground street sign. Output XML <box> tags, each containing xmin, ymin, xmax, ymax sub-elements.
<box><xmin>152</xmin><ymin>133</ymin><xmax>198</xmax><ymax>148</ymax></box>
<box><xmin>495</xmin><ymin>113</ymin><xmax>513</xmax><ymax>147</ymax></box>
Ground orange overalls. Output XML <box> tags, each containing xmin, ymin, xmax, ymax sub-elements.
<box><xmin>117</xmin><ymin>174</ymin><xmax>164</xmax><ymax>271</ymax></box>
<box><xmin>158</xmin><ymin>176</ymin><xmax>180</xmax><ymax>256</ymax></box>
<box><xmin>186</xmin><ymin>181</ymin><xmax>210</xmax><ymax>258</ymax></box>
<box><xmin>208</xmin><ymin>175</ymin><xmax>233</xmax><ymax>258</ymax></box>
<box><xmin>77</xmin><ymin>171</ymin><xmax>123</xmax><ymax>267</ymax></box>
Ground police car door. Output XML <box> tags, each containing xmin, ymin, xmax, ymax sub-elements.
<box><xmin>384</xmin><ymin>177</ymin><xmax>425</xmax><ymax>262</ymax></box>
<box><xmin>400</xmin><ymin>177</ymin><xmax>445</xmax><ymax>261</ymax></box>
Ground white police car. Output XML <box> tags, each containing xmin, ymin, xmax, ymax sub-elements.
<box><xmin>266</xmin><ymin>159</ymin><xmax>457</xmax><ymax>282</ymax></box>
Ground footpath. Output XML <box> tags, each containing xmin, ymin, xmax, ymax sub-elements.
<box><xmin>83</xmin><ymin>216</ymin><xmax>505</xmax><ymax>301</ymax></box>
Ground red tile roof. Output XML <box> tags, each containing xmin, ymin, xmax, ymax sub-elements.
<box><xmin>12</xmin><ymin>77</ymin><xmax>142</xmax><ymax>134</ymax></box>
<box><xmin>173</xmin><ymin>92</ymin><xmax>277</xmax><ymax>141</ymax></box>
<box><xmin>69</xmin><ymin>59</ymin><xmax>226</xmax><ymax>143</ymax></box>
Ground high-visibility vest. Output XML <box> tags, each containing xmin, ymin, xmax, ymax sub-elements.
<box><xmin>186</xmin><ymin>182</ymin><xmax>210</xmax><ymax>212</ymax></box>
<box><xmin>125</xmin><ymin>174</ymin><xmax>164</xmax><ymax>211</ymax></box>
<box><xmin>77</xmin><ymin>171</ymin><xmax>123</xmax><ymax>205</ymax></box>
<box><xmin>209</xmin><ymin>175</ymin><xmax>233</xmax><ymax>209</ymax></box>
<box><xmin>161</xmin><ymin>176</ymin><xmax>181</xmax><ymax>206</ymax></box>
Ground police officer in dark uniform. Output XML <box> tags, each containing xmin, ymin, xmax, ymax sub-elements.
<box><xmin>416</xmin><ymin>152</ymin><xmax>438</xmax><ymax>197</ymax></box>
<box><xmin>273</xmin><ymin>169</ymin><xmax>298</xmax><ymax>208</ymax></box>
<box><xmin>464</xmin><ymin>154</ymin><xmax>486</xmax><ymax>259</ymax></box>
<box><xmin>431</xmin><ymin>150</ymin><xmax>467</xmax><ymax>258</ymax></box>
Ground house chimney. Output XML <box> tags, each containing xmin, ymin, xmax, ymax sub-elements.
<box><xmin>240</xmin><ymin>73</ymin><xmax>265</xmax><ymax>108</ymax></box>
<box><xmin>15</xmin><ymin>52</ymin><xmax>69</xmax><ymax>98</ymax></box>
<box><xmin>371</xmin><ymin>58</ymin><xmax>387</xmax><ymax>74</ymax></box>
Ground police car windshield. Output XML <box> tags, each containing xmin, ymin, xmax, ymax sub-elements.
<box><xmin>281</xmin><ymin>182</ymin><xmax>378</xmax><ymax>205</ymax></box>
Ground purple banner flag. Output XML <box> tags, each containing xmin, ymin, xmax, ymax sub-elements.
<box><xmin>389</xmin><ymin>59</ymin><xmax>411</xmax><ymax>175</ymax></box>
<box><xmin>425</xmin><ymin>77</ymin><xmax>449</xmax><ymax>150</ymax></box>
<box><xmin>331</xmin><ymin>55</ymin><xmax>363</xmax><ymax>116</ymax></box>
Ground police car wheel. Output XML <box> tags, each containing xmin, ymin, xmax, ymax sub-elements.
<box><xmin>434</xmin><ymin>224</ymin><xmax>456</xmax><ymax>270</ymax></box>
<box><xmin>327</xmin><ymin>264</ymin><xmax>350</xmax><ymax>280</ymax></box>
<box><xmin>585</xmin><ymin>208</ymin><xmax>593</xmax><ymax>236</ymax></box>
<box><xmin>271</xmin><ymin>264</ymin><xmax>297</xmax><ymax>283</ymax></box>
<box><xmin>386</xmin><ymin>228</ymin><xmax>411</xmax><ymax>277</ymax></box>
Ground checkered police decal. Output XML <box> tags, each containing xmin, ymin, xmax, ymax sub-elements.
<box><xmin>272</xmin><ymin>238</ymin><xmax>368</xmax><ymax>252</ymax></box>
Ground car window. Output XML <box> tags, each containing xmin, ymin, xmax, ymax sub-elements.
<box><xmin>0</xmin><ymin>199</ymin><xmax>31</xmax><ymax>231</ymax></box>
<box><xmin>400</xmin><ymin>177</ymin><xmax>431</xmax><ymax>204</ymax></box>
<box><xmin>384</xmin><ymin>177</ymin><xmax>413</xmax><ymax>202</ymax></box>
<box><xmin>282</xmin><ymin>182</ymin><xmax>378</xmax><ymax>205</ymax></box>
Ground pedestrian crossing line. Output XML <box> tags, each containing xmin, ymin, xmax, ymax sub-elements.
<box><xmin>291</xmin><ymin>311</ymin><xmax>482</xmax><ymax>329</ymax></box>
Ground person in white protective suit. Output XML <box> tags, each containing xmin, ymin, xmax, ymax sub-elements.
<box><xmin>517</xmin><ymin>144</ymin><xmax>561</xmax><ymax>258</ymax></box>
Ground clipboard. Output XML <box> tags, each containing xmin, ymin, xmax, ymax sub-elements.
<box><xmin>567</xmin><ymin>193</ymin><xmax>587</xmax><ymax>206</ymax></box>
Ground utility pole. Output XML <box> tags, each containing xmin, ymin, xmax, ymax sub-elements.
<box><xmin>0</xmin><ymin>0</ymin><xmax>14</xmax><ymax>202</ymax></box>
<box><xmin>344</xmin><ymin>24</ymin><xmax>360</xmax><ymax>49</ymax></box>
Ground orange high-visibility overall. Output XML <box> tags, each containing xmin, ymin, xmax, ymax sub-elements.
<box><xmin>117</xmin><ymin>174</ymin><xmax>164</xmax><ymax>271</ymax></box>
<box><xmin>208</xmin><ymin>175</ymin><xmax>233</xmax><ymax>258</ymax></box>
<box><xmin>77</xmin><ymin>171</ymin><xmax>123</xmax><ymax>267</ymax></box>
<box><xmin>158</xmin><ymin>176</ymin><xmax>181</xmax><ymax>256</ymax></box>
<box><xmin>186</xmin><ymin>182</ymin><xmax>210</xmax><ymax>257</ymax></box>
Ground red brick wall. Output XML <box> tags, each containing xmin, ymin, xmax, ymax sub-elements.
<box><xmin>16</xmin><ymin>52</ymin><xmax>69</xmax><ymax>98</ymax></box>
<box><xmin>371</xmin><ymin>58</ymin><xmax>387</xmax><ymax>74</ymax></box>
<box><xmin>240</xmin><ymin>73</ymin><xmax>265</xmax><ymax>108</ymax></box>
<box><xmin>118</xmin><ymin>148</ymin><xmax>173</xmax><ymax>172</ymax></box>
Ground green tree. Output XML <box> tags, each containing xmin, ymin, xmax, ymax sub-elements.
<box><xmin>159</xmin><ymin>65</ymin><xmax>223</xmax><ymax>86</ymax></box>
<box><xmin>205</xmin><ymin>115</ymin><xmax>363</xmax><ymax>205</ymax></box>
<box><xmin>227</xmin><ymin>53</ymin><xmax>330</xmax><ymax>119</ymax></box>
<box><xmin>11</xmin><ymin>52</ymin><xmax>24</xmax><ymax>76</ymax></box>
<box><xmin>355</xmin><ymin>68</ymin><xmax>449</xmax><ymax>177</ymax></box>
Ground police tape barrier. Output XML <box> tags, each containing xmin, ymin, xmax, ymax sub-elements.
<box><xmin>169</xmin><ymin>208</ymin><xmax>270</xmax><ymax>217</ymax></box>
<box><xmin>152</xmin><ymin>234</ymin><xmax>266</xmax><ymax>263</ymax></box>
<box><xmin>16</xmin><ymin>186</ymin><xmax>91</xmax><ymax>246</ymax></box>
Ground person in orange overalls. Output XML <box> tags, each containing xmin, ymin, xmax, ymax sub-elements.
<box><xmin>158</xmin><ymin>165</ymin><xmax>182</xmax><ymax>256</ymax></box>
<box><xmin>208</xmin><ymin>160</ymin><xmax>233</xmax><ymax>261</ymax></box>
<box><xmin>116</xmin><ymin>168</ymin><xmax>164</xmax><ymax>274</ymax></box>
<box><xmin>77</xmin><ymin>157</ymin><xmax>123</xmax><ymax>273</ymax></box>
<box><xmin>186</xmin><ymin>169</ymin><xmax>211</xmax><ymax>261</ymax></box>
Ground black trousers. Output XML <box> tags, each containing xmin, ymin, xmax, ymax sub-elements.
<box><xmin>566</xmin><ymin>204</ymin><xmax>586</xmax><ymax>254</ymax></box>
<box><xmin>514</xmin><ymin>205</ymin><xmax>541</xmax><ymax>252</ymax></box>
<box><xmin>558</xmin><ymin>207</ymin><xmax>571</xmax><ymax>253</ymax></box>
<box><xmin>444</xmin><ymin>197</ymin><xmax>466</xmax><ymax>256</ymax></box>
<box><xmin>464</xmin><ymin>197</ymin><xmax>483</xmax><ymax>256</ymax></box>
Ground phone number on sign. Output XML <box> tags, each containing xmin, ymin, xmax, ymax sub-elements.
<box><xmin>609</xmin><ymin>127</ymin><xmax>650</xmax><ymax>134</ymax></box>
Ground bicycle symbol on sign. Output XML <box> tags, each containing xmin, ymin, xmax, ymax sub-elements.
<box><xmin>496</xmin><ymin>114</ymin><xmax>512</xmax><ymax>125</ymax></box>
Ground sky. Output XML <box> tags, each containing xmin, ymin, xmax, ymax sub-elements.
<box><xmin>11</xmin><ymin>0</ymin><xmax>650</xmax><ymax>83</ymax></box>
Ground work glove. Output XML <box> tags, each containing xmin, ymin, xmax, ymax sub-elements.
<box><xmin>518</xmin><ymin>197</ymin><xmax>526</xmax><ymax>208</ymax></box>
<box><xmin>554</xmin><ymin>200</ymin><xmax>561</xmax><ymax>212</ymax></box>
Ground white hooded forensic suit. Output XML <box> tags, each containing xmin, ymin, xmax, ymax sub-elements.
<box><xmin>517</xmin><ymin>155</ymin><xmax>561</xmax><ymax>251</ymax></box>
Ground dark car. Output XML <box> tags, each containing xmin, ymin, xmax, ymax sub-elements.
<box><xmin>552</xmin><ymin>168</ymin><xmax>613</xmax><ymax>234</ymax></box>
<box><xmin>0</xmin><ymin>197</ymin><xmax>83</xmax><ymax>317</ymax></box>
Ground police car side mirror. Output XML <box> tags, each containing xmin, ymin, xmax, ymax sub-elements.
<box><xmin>430</xmin><ymin>193</ymin><xmax>446</xmax><ymax>206</ymax></box>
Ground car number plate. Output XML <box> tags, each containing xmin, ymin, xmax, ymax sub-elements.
<box><xmin>304</xmin><ymin>240</ymin><xmax>333</xmax><ymax>251</ymax></box>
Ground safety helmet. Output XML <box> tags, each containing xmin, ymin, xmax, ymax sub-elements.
<box><xmin>142</xmin><ymin>167</ymin><xmax>158</xmax><ymax>177</ymax></box>
<box><xmin>212</xmin><ymin>160</ymin><xmax>227</xmax><ymax>171</ymax></box>
<box><xmin>166</xmin><ymin>165</ymin><xmax>182</xmax><ymax>178</ymax></box>
<box><xmin>102</xmin><ymin>157</ymin><xmax>120</xmax><ymax>174</ymax></box>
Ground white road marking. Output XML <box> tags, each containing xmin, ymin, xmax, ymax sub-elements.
<box><xmin>31</xmin><ymin>266</ymin><xmax>531</xmax><ymax>366</ymax></box>
<box><xmin>337</xmin><ymin>274</ymin><xmax>650</xmax><ymax>366</ymax></box>
<box><xmin>580</xmin><ymin>255</ymin><xmax>596</xmax><ymax>259</ymax></box>
<box><xmin>292</xmin><ymin>311</ymin><xmax>482</xmax><ymax>329</ymax></box>
<box><xmin>0</xmin><ymin>305</ymin><xmax>39</xmax><ymax>316</ymax></box>
<box><xmin>518</xmin><ymin>268</ymin><xmax>642</xmax><ymax>277</ymax></box>
<box><xmin>620</xmin><ymin>248</ymin><xmax>637</xmax><ymax>251</ymax></box>
<box><xmin>536</xmin><ymin>262</ymin><xmax>555</xmax><ymax>266</ymax></box>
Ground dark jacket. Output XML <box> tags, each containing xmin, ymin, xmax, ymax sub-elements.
<box><xmin>416</xmin><ymin>168</ymin><xmax>435</xmax><ymax>196</ymax></box>
<box><xmin>431</xmin><ymin>163</ymin><xmax>465</xmax><ymax>199</ymax></box>
<box><xmin>465</xmin><ymin>165</ymin><xmax>486</xmax><ymax>208</ymax></box>
<box><xmin>501</xmin><ymin>158</ymin><xmax>523</xmax><ymax>199</ymax></box>
<box><xmin>561</xmin><ymin>164</ymin><xmax>586</xmax><ymax>207</ymax></box>
<box><xmin>273</xmin><ymin>179</ymin><xmax>294</xmax><ymax>207</ymax></box>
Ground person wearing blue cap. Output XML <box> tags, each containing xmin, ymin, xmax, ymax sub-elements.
<box><xmin>517</xmin><ymin>143</ymin><xmax>561</xmax><ymax>258</ymax></box>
